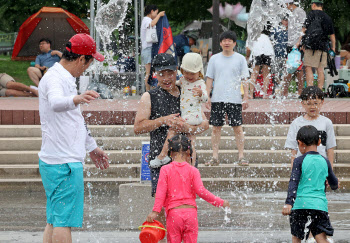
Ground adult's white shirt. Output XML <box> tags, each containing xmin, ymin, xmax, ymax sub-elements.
<box><xmin>141</xmin><ymin>16</ymin><xmax>153</xmax><ymax>50</ymax></box>
<box><xmin>288</xmin><ymin>7</ymin><xmax>306</xmax><ymax>46</ymax></box>
<box><xmin>206</xmin><ymin>52</ymin><xmax>249</xmax><ymax>104</ymax></box>
<box><xmin>38</xmin><ymin>62</ymin><xmax>97</xmax><ymax>164</ymax></box>
<box><xmin>251</xmin><ymin>34</ymin><xmax>275</xmax><ymax>57</ymax></box>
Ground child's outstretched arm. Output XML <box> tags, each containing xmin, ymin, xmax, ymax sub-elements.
<box><xmin>192</xmin><ymin>168</ymin><xmax>227</xmax><ymax>207</ymax></box>
<box><xmin>147</xmin><ymin>167</ymin><xmax>168</xmax><ymax>222</ymax></box>
<box><xmin>326</xmin><ymin>158</ymin><xmax>339</xmax><ymax>190</ymax></box>
<box><xmin>283</xmin><ymin>156</ymin><xmax>303</xmax><ymax>215</ymax></box>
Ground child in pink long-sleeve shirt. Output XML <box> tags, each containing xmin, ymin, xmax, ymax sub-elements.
<box><xmin>146</xmin><ymin>135</ymin><xmax>230</xmax><ymax>243</ymax></box>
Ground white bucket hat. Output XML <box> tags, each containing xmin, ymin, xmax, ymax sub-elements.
<box><xmin>180</xmin><ymin>53</ymin><xmax>204</xmax><ymax>77</ymax></box>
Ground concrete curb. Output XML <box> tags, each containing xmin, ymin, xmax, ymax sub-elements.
<box><xmin>1</xmin><ymin>230</ymin><xmax>350</xmax><ymax>242</ymax></box>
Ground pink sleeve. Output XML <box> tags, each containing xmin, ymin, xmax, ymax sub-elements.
<box><xmin>192</xmin><ymin>168</ymin><xmax>224</xmax><ymax>207</ymax></box>
<box><xmin>152</xmin><ymin>166</ymin><xmax>168</xmax><ymax>212</ymax></box>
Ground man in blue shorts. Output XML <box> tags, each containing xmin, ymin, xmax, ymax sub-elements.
<box><xmin>38</xmin><ymin>33</ymin><xmax>109</xmax><ymax>243</ymax></box>
<box><xmin>27</xmin><ymin>38</ymin><xmax>62</xmax><ymax>86</ymax></box>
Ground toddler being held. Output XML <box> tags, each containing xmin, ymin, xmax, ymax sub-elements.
<box><xmin>150</xmin><ymin>53</ymin><xmax>208</xmax><ymax>167</ymax></box>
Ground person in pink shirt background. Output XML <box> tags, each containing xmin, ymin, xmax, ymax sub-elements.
<box><xmin>146</xmin><ymin>135</ymin><xmax>230</xmax><ymax>243</ymax></box>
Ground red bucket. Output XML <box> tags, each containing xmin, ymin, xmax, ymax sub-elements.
<box><xmin>139</xmin><ymin>220</ymin><xmax>166</xmax><ymax>243</ymax></box>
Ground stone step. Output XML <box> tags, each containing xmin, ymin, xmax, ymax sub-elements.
<box><xmin>1</xmin><ymin>163</ymin><xmax>349</xmax><ymax>179</ymax></box>
<box><xmin>1</xmin><ymin>177</ymin><xmax>349</xmax><ymax>192</ymax></box>
<box><xmin>1</xmin><ymin>124</ymin><xmax>350</xmax><ymax>138</ymax></box>
<box><xmin>1</xmin><ymin>150</ymin><xmax>349</xmax><ymax>164</ymax></box>
<box><xmin>1</xmin><ymin>136</ymin><xmax>350</xmax><ymax>151</ymax></box>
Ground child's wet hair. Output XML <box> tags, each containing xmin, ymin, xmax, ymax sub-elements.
<box><xmin>168</xmin><ymin>134</ymin><xmax>193</xmax><ymax>156</ymax></box>
<box><xmin>299</xmin><ymin>86</ymin><xmax>324</xmax><ymax>101</ymax></box>
<box><xmin>296</xmin><ymin>125</ymin><xmax>320</xmax><ymax>146</ymax></box>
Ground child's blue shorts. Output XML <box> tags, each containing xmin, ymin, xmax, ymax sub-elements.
<box><xmin>39</xmin><ymin>159</ymin><xmax>84</xmax><ymax>228</ymax></box>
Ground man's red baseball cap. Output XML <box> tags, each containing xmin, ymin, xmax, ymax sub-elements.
<box><xmin>66</xmin><ymin>33</ymin><xmax>104</xmax><ymax>62</ymax></box>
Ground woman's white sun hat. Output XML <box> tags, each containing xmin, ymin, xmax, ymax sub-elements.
<box><xmin>180</xmin><ymin>53</ymin><xmax>204</xmax><ymax>76</ymax></box>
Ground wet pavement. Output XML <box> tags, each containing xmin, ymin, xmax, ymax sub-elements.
<box><xmin>1</xmin><ymin>189</ymin><xmax>350</xmax><ymax>242</ymax></box>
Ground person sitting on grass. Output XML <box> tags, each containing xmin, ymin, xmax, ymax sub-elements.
<box><xmin>0</xmin><ymin>73</ymin><xmax>38</xmax><ymax>97</ymax></box>
<box><xmin>27</xmin><ymin>38</ymin><xmax>62</xmax><ymax>86</ymax></box>
<box><xmin>282</xmin><ymin>125</ymin><xmax>338</xmax><ymax>243</ymax></box>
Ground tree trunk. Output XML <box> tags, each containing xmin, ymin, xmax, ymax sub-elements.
<box><xmin>212</xmin><ymin>0</ymin><xmax>220</xmax><ymax>55</ymax></box>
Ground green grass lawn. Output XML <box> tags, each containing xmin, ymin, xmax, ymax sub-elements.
<box><xmin>0</xmin><ymin>54</ymin><xmax>308</xmax><ymax>94</ymax></box>
<box><xmin>0</xmin><ymin>55</ymin><xmax>32</xmax><ymax>86</ymax></box>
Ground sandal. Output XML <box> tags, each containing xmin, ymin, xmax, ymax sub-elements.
<box><xmin>238</xmin><ymin>157</ymin><xmax>249</xmax><ymax>166</ymax></box>
<box><xmin>205</xmin><ymin>157</ymin><xmax>220</xmax><ymax>166</ymax></box>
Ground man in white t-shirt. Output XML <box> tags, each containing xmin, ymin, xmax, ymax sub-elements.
<box><xmin>282</xmin><ymin>0</ymin><xmax>306</xmax><ymax>97</ymax></box>
<box><xmin>141</xmin><ymin>4</ymin><xmax>165</xmax><ymax>91</ymax></box>
<box><xmin>38</xmin><ymin>33</ymin><xmax>109</xmax><ymax>243</ymax></box>
<box><xmin>205</xmin><ymin>31</ymin><xmax>250</xmax><ymax>166</ymax></box>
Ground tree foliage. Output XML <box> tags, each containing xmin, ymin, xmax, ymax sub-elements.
<box><xmin>301</xmin><ymin>0</ymin><xmax>350</xmax><ymax>46</ymax></box>
<box><xmin>1</xmin><ymin>0</ymin><xmax>349</xmax><ymax>46</ymax></box>
<box><xmin>146</xmin><ymin>0</ymin><xmax>350</xmax><ymax>46</ymax></box>
<box><xmin>0</xmin><ymin>0</ymin><xmax>90</xmax><ymax>33</ymax></box>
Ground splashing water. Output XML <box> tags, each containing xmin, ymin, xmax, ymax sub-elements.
<box><xmin>95</xmin><ymin>0</ymin><xmax>131</xmax><ymax>62</ymax></box>
<box><xmin>303</xmin><ymin>216</ymin><xmax>312</xmax><ymax>242</ymax></box>
<box><xmin>86</xmin><ymin>182</ymin><xmax>94</xmax><ymax>229</ymax></box>
<box><xmin>223</xmin><ymin>207</ymin><xmax>232</xmax><ymax>224</ymax></box>
<box><xmin>246</xmin><ymin>0</ymin><xmax>287</xmax><ymax>49</ymax></box>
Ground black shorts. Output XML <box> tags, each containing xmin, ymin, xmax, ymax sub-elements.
<box><xmin>150</xmin><ymin>167</ymin><xmax>161</xmax><ymax>197</ymax></box>
<box><xmin>209</xmin><ymin>102</ymin><xmax>242</xmax><ymax>127</ymax></box>
<box><xmin>255</xmin><ymin>54</ymin><xmax>272</xmax><ymax>66</ymax></box>
<box><xmin>290</xmin><ymin>209</ymin><xmax>334</xmax><ymax>240</ymax></box>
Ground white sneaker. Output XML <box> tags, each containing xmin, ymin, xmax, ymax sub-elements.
<box><xmin>161</xmin><ymin>156</ymin><xmax>171</xmax><ymax>165</ymax></box>
<box><xmin>149</xmin><ymin>157</ymin><xmax>162</xmax><ymax>168</ymax></box>
<box><xmin>149</xmin><ymin>156</ymin><xmax>171</xmax><ymax>168</ymax></box>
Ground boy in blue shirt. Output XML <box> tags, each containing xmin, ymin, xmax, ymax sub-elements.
<box><xmin>282</xmin><ymin>125</ymin><xmax>338</xmax><ymax>243</ymax></box>
<box><xmin>27</xmin><ymin>38</ymin><xmax>62</xmax><ymax>86</ymax></box>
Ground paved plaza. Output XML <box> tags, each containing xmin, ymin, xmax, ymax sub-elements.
<box><xmin>1</xmin><ymin>190</ymin><xmax>349</xmax><ymax>242</ymax></box>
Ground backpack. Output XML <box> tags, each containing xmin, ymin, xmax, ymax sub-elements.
<box><xmin>327</xmin><ymin>83</ymin><xmax>348</xmax><ymax>98</ymax></box>
<box><xmin>303</xmin><ymin>16</ymin><xmax>328</xmax><ymax>51</ymax></box>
